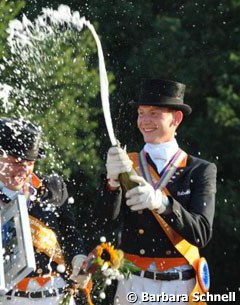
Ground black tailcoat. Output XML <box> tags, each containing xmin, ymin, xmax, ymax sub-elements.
<box><xmin>96</xmin><ymin>153</ymin><xmax>217</xmax><ymax>259</ymax></box>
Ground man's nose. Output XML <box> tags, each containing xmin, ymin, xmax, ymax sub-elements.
<box><xmin>141</xmin><ymin>114</ymin><xmax>151</xmax><ymax>123</ymax></box>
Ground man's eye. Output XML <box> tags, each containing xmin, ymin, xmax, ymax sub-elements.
<box><xmin>8</xmin><ymin>161</ymin><xmax>19</xmax><ymax>165</ymax></box>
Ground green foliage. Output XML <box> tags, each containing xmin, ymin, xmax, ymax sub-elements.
<box><xmin>0</xmin><ymin>0</ymin><xmax>25</xmax><ymax>57</ymax></box>
<box><xmin>208</xmin><ymin>85</ymin><xmax>240</xmax><ymax>127</ymax></box>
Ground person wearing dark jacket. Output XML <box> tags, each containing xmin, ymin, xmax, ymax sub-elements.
<box><xmin>0</xmin><ymin>117</ymin><xmax>89</xmax><ymax>305</ymax></box>
<box><xmin>96</xmin><ymin>79</ymin><xmax>217</xmax><ymax>305</ymax></box>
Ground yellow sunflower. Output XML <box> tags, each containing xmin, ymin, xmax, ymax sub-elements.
<box><xmin>112</xmin><ymin>250</ymin><xmax>124</xmax><ymax>269</ymax></box>
<box><xmin>95</xmin><ymin>243</ymin><xmax>119</xmax><ymax>267</ymax></box>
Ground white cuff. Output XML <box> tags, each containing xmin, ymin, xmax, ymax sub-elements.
<box><xmin>156</xmin><ymin>195</ymin><xmax>170</xmax><ymax>214</ymax></box>
<box><xmin>108</xmin><ymin>179</ymin><xmax>120</xmax><ymax>188</ymax></box>
<box><xmin>71</xmin><ymin>254</ymin><xmax>87</xmax><ymax>269</ymax></box>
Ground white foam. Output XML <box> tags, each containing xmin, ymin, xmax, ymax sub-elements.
<box><xmin>3</xmin><ymin>4</ymin><xmax>117</xmax><ymax>145</ymax></box>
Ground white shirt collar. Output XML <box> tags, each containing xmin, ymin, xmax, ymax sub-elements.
<box><xmin>144</xmin><ymin>139</ymin><xmax>179</xmax><ymax>173</ymax></box>
<box><xmin>144</xmin><ymin>139</ymin><xmax>179</xmax><ymax>161</ymax></box>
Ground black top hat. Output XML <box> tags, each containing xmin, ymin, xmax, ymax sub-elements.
<box><xmin>0</xmin><ymin>118</ymin><xmax>45</xmax><ymax>161</ymax></box>
<box><xmin>131</xmin><ymin>78</ymin><xmax>192</xmax><ymax>116</ymax></box>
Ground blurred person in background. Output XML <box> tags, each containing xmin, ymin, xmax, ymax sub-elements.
<box><xmin>0</xmin><ymin>117</ymin><xmax>89</xmax><ymax>305</ymax></box>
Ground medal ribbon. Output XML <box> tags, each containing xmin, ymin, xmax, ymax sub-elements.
<box><xmin>139</xmin><ymin>148</ymin><xmax>187</xmax><ymax>190</ymax></box>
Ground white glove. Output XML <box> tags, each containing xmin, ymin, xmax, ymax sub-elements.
<box><xmin>106</xmin><ymin>147</ymin><xmax>133</xmax><ymax>181</ymax></box>
<box><xmin>70</xmin><ymin>254</ymin><xmax>91</xmax><ymax>288</ymax></box>
<box><xmin>125</xmin><ymin>175</ymin><xmax>166</xmax><ymax>213</ymax></box>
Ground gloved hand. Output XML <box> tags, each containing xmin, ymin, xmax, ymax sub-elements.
<box><xmin>70</xmin><ymin>254</ymin><xmax>91</xmax><ymax>289</ymax></box>
<box><xmin>106</xmin><ymin>147</ymin><xmax>133</xmax><ymax>182</ymax></box>
<box><xmin>125</xmin><ymin>175</ymin><xmax>165</xmax><ymax>213</ymax></box>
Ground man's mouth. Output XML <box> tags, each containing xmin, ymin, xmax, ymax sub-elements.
<box><xmin>142</xmin><ymin>127</ymin><xmax>157</xmax><ymax>132</ymax></box>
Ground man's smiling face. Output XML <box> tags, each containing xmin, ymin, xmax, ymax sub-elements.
<box><xmin>0</xmin><ymin>154</ymin><xmax>35</xmax><ymax>191</ymax></box>
<box><xmin>137</xmin><ymin>105</ymin><xmax>183</xmax><ymax>144</ymax></box>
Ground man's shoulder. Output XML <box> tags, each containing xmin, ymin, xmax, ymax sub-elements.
<box><xmin>187</xmin><ymin>154</ymin><xmax>214</xmax><ymax>164</ymax></box>
<box><xmin>38</xmin><ymin>174</ymin><xmax>68</xmax><ymax>207</ymax></box>
<box><xmin>187</xmin><ymin>154</ymin><xmax>217</xmax><ymax>173</ymax></box>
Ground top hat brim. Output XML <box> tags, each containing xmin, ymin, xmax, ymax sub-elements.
<box><xmin>129</xmin><ymin>99</ymin><xmax>192</xmax><ymax>116</ymax></box>
<box><xmin>0</xmin><ymin>146</ymin><xmax>46</xmax><ymax>161</ymax></box>
<box><xmin>25</xmin><ymin>147</ymin><xmax>46</xmax><ymax>161</ymax></box>
<box><xmin>37</xmin><ymin>147</ymin><xmax>46</xmax><ymax>160</ymax></box>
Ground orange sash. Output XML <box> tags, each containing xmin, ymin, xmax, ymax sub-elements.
<box><xmin>128</xmin><ymin>152</ymin><xmax>208</xmax><ymax>305</ymax></box>
<box><xmin>16</xmin><ymin>276</ymin><xmax>54</xmax><ymax>291</ymax></box>
<box><xmin>29</xmin><ymin>215</ymin><xmax>65</xmax><ymax>265</ymax></box>
<box><xmin>124</xmin><ymin>254</ymin><xmax>187</xmax><ymax>272</ymax></box>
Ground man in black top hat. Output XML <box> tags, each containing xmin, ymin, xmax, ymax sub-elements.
<box><xmin>0</xmin><ymin>117</ymin><xmax>89</xmax><ymax>305</ymax></box>
<box><xmin>96</xmin><ymin>79</ymin><xmax>217</xmax><ymax>305</ymax></box>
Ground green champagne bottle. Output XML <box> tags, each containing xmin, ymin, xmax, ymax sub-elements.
<box><xmin>119</xmin><ymin>169</ymin><xmax>139</xmax><ymax>193</ymax></box>
<box><xmin>113</xmin><ymin>142</ymin><xmax>139</xmax><ymax>192</ymax></box>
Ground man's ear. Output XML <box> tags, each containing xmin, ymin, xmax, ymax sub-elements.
<box><xmin>172</xmin><ymin>111</ymin><xmax>183</xmax><ymax>127</ymax></box>
<box><xmin>0</xmin><ymin>149</ymin><xmax>7</xmax><ymax>158</ymax></box>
